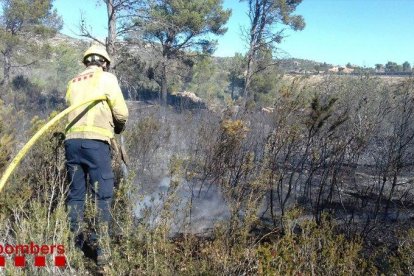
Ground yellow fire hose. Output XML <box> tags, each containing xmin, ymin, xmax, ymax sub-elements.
<box><xmin>0</xmin><ymin>96</ymin><xmax>107</xmax><ymax>193</ymax></box>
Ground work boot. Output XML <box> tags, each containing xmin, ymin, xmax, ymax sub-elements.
<box><xmin>96</xmin><ymin>247</ymin><xmax>109</xmax><ymax>267</ymax></box>
<box><xmin>73</xmin><ymin>232</ymin><xmax>85</xmax><ymax>256</ymax></box>
<box><xmin>74</xmin><ymin>233</ymin><xmax>84</xmax><ymax>250</ymax></box>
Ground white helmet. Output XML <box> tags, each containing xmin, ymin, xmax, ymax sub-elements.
<box><xmin>83</xmin><ymin>45</ymin><xmax>111</xmax><ymax>65</ymax></box>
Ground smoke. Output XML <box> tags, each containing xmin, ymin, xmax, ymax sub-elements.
<box><xmin>134</xmin><ymin>177</ymin><xmax>230</xmax><ymax>235</ymax></box>
<box><xmin>129</xmin><ymin>106</ymin><xmax>230</xmax><ymax>235</ymax></box>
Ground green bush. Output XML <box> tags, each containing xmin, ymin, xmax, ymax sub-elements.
<box><xmin>0</xmin><ymin>100</ymin><xmax>16</xmax><ymax>173</ymax></box>
<box><xmin>257</xmin><ymin>211</ymin><xmax>377</xmax><ymax>275</ymax></box>
<box><xmin>390</xmin><ymin>228</ymin><xmax>414</xmax><ymax>275</ymax></box>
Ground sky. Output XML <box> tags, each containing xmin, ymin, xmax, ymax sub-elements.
<box><xmin>53</xmin><ymin>0</ymin><xmax>414</xmax><ymax>68</ymax></box>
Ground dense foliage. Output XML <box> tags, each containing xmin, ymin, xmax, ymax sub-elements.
<box><xmin>0</xmin><ymin>0</ymin><xmax>62</xmax><ymax>86</ymax></box>
<box><xmin>0</xmin><ymin>0</ymin><xmax>413</xmax><ymax>275</ymax></box>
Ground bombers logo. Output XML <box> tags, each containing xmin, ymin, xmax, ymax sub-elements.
<box><xmin>0</xmin><ymin>242</ymin><xmax>66</xmax><ymax>268</ymax></box>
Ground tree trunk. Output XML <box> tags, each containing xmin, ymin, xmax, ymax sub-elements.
<box><xmin>2</xmin><ymin>48</ymin><xmax>12</xmax><ymax>87</ymax></box>
<box><xmin>161</xmin><ymin>61</ymin><xmax>168</xmax><ymax>106</ymax></box>
<box><xmin>243</xmin><ymin>53</ymin><xmax>253</xmax><ymax>107</ymax></box>
<box><xmin>106</xmin><ymin>0</ymin><xmax>117</xmax><ymax>67</ymax></box>
<box><xmin>230</xmin><ymin>76</ymin><xmax>235</xmax><ymax>100</ymax></box>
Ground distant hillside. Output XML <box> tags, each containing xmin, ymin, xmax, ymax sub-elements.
<box><xmin>278</xmin><ymin>58</ymin><xmax>332</xmax><ymax>73</ymax></box>
<box><xmin>211</xmin><ymin>56</ymin><xmax>331</xmax><ymax>73</ymax></box>
<box><xmin>50</xmin><ymin>33</ymin><xmax>330</xmax><ymax>74</ymax></box>
<box><xmin>48</xmin><ymin>33</ymin><xmax>87</xmax><ymax>48</ymax></box>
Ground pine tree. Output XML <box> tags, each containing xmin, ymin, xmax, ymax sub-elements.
<box><xmin>241</xmin><ymin>0</ymin><xmax>305</xmax><ymax>106</ymax></box>
<box><xmin>0</xmin><ymin>0</ymin><xmax>62</xmax><ymax>87</ymax></box>
<box><xmin>137</xmin><ymin>0</ymin><xmax>231</xmax><ymax>105</ymax></box>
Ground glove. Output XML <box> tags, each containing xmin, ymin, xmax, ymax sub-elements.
<box><xmin>114</xmin><ymin>121</ymin><xmax>126</xmax><ymax>134</ymax></box>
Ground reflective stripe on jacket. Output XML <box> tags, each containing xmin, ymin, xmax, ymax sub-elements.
<box><xmin>65</xmin><ymin>66</ymin><xmax>129</xmax><ymax>142</ymax></box>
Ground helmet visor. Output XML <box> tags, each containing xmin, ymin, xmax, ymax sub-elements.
<box><xmin>84</xmin><ymin>54</ymin><xmax>108</xmax><ymax>64</ymax></box>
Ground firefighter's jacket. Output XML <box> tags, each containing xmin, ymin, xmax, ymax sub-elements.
<box><xmin>65</xmin><ymin>66</ymin><xmax>129</xmax><ymax>142</ymax></box>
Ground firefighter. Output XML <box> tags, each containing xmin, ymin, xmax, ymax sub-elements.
<box><xmin>64</xmin><ymin>45</ymin><xmax>128</xmax><ymax>266</ymax></box>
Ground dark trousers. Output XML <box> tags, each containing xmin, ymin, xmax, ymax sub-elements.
<box><xmin>64</xmin><ymin>139</ymin><xmax>114</xmax><ymax>242</ymax></box>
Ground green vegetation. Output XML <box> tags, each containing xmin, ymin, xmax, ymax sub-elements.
<box><xmin>135</xmin><ymin>0</ymin><xmax>231</xmax><ymax>105</ymax></box>
<box><xmin>0</xmin><ymin>100</ymin><xmax>14</xmax><ymax>172</ymax></box>
<box><xmin>2</xmin><ymin>74</ymin><xmax>414</xmax><ymax>274</ymax></box>
<box><xmin>0</xmin><ymin>0</ymin><xmax>62</xmax><ymax>87</ymax></box>
<box><xmin>241</xmin><ymin>0</ymin><xmax>305</xmax><ymax>105</ymax></box>
<box><xmin>0</xmin><ymin>0</ymin><xmax>414</xmax><ymax>274</ymax></box>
